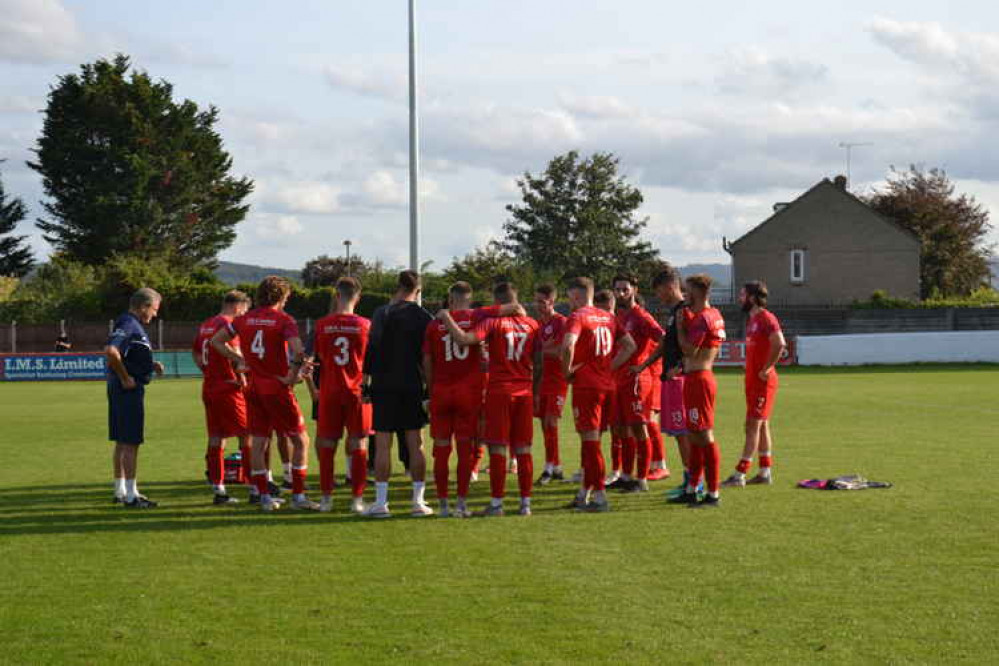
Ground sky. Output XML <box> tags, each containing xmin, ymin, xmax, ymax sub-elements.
<box><xmin>2</xmin><ymin>0</ymin><xmax>999</xmax><ymax>272</ymax></box>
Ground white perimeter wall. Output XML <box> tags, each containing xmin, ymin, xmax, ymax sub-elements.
<box><xmin>796</xmin><ymin>331</ymin><xmax>999</xmax><ymax>366</ymax></box>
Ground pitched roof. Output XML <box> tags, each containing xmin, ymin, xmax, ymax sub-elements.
<box><xmin>726</xmin><ymin>178</ymin><xmax>920</xmax><ymax>251</ymax></box>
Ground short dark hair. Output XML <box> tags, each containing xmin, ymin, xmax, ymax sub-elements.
<box><xmin>567</xmin><ymin>276</ymin><xmax>595</xmax><ymax>296</ymax></box>
<box><xmin>744</xmin><ymin>280</ymin><xmax>768</xmax><ymax>307</ymax></box>
<box><xmin>594</xmin><ymin>289</ymin><xmax>615</xmax><ymax>306</ymax></box>
<box><xmin>612</xmin><ymin>273</ymin><xmax>637</xmax><ymax>288</ymax></box>
<box><xmin>535</xmin><ymin>283</ymin><xmax>556</xmax><ymax>298</ymax></box>
<box><xmin>398</xmin><ymin>270</ymin><xmax>421</xmax><ymax>293</ymax></box>
<box><xmin>256</xmin><ymin>276</ymin><xmax>292</xmax><ymax>307</ymax></box>
<box><xmin>651</xmin><ymin>264</ymin><xmax>681</xmax><ymax>289</ymax></box>
<box><xmin>685</xmin><ymin>273</ymin><xmax>713</xmax><ymax>294</ymax></box>
<box><xmin>449</xmin><ymin>281</ymin><xmax>473</xmax><ymax>298</ymax></box>
<box><xmin>223</xmin><ymin>290</ymin><xmax>250</xmax><ymax>306</ymax></box>
<box><xmin>493</xmin><ymin>281</ymin><xmax>517</xmax><ymax>304</ymax></box>
<box><xmin>336</xmin><ymin>276</ymin><xmax>361</xmax><ymax>300</ymax></box>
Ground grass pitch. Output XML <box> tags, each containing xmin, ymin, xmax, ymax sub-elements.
<box><xmin>0</xmin><ymin>365</ymin><xmax>996</xmax><ymax>664</ymax></box>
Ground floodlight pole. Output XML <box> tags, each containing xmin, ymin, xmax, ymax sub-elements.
<box><xmin>344</xmin><ymin>239</ymin><xmax>352</xmax><ymax>277</ymax></box>
<box><xmin>408</xmin><ymin>0</ymin><xmax>420</xmax><ymax>274</ymax></box>
<box><xmin>838</xmin><ymin>142</ymin><xmax>873</xmax><ymax>190</ymax></box>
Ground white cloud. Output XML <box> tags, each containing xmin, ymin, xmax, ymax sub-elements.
<box><xmin>715</xmin><ymin>47</ymin><xmax>829</xmax><ymax>97</ymax></box>
<box><xmin>252</xmin><ymin>214</ymin><xmax>304</xmax><ymax>241</ymax></box>
<box><xmin>323</xmin><ymin>64</ymin><xmax>405</xmax><ymax>101</ymax></box>
<box><xmin>0</xmin><ymin>95</ymin><xmax>38</xmax><ymax>114</ymax></box>
<box><xmin>265</xmin><ymin>180</ymin><xmax>342</xmax><ymax>215</ymax></box>
<box><xmin>866</xmin><ymin>17</ymin><xmax>999</xmax><ymax>83</ymax></box>
<box><xmin>0</xmin><ymin>0</ymin><xmax>82</xmax><ymax>64</ymax></box>
<box><xmin>557</xmin><ymin>93</ymin><xmax>636</xmax><ymax>120</ymax></box>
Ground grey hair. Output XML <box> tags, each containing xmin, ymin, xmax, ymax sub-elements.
<box><xmin>129</xmin><ymin>287</ymin><xmax>162</xmax><ymax>310</ymax></box>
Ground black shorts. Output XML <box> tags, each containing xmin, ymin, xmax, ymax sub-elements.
<box><xmin>372</xmin><ymin>390</ymin><xmax>427</xmax><ymax>433</ymax></box>
<box><xmin>108</xmin><ymin>383</ymin><xmax>145</xmax><ymax>445</ymax></box>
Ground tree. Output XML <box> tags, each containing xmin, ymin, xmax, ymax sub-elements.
<box><xmin>443</xmin><ymin>241</ymin><xmax>522</xmax><ymax>294</ymax></box>
<box><xmin>864</xmin><ymin>166</ymin><xmax>993</xmax><ymax>298</ymax></box>
<box><xmin>0</xmin><ymin>165</ymin><xmax>33</xmax><ymax>277</ymax></box>
<box><xmin>502</xmin><ymin>151</ymin><xmax>658</xmax><ymax>286</ymax></box>
<box><xmin>301</xmin><ymin>254</ymin><xmax>371</xmax><ymax>288</ymax></box>
<box><xmin>28</xmin><ymin>54</ymin><xmax>253</xmax><ymax>269</ymax></box>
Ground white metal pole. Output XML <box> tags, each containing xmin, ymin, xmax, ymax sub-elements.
<box><xmin>408</xmin><ymin>0</ymin><xmax>420</xmax><ymax>274</ymax></box>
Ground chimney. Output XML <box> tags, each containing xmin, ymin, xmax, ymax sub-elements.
<box><xmin>773</xmin><ymin>203</ymin><xmax>789</xmax><ymax>213</ymax></box>
<box><xmin>833</xmin><ymin>174</ymin><xmax>848</xmax><ymax>191</ymax></box>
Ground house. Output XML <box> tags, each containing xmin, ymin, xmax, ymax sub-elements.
<box><xmin>723</xmin><ymin>176</ymin><xmax>920</xmax><ymax>305</ymax></box>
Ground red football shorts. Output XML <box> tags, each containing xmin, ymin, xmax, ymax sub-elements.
<box><xmin>202</xmin><ymin>388</ymin><xmax>248</xmax><ymax>439</ymax></box>
<box><xmin>246</xmin><ymin>386</ymin><xmax>306</xmax><ymax>438</ymax></box>
<box><xmin>683</xmin><ymin>370</ymin><xmax>717</xmax><ymax>432</ymax></box>
<box><xmin>318</xmin><ymin>389</ymin><xmax>372</xmax><ymax>440</ymax></box>
<box><xmin>745</xmin><ymin>373</ymin><xmax>779</xmax><ymax>420</ymax></box>
<box><xmin>649</xmin><ymin>372</ymin><xmax>662</xmax><ymax>412</ymax></box>
<box><xmin>482</xmin><ymin>390</ymin><xmax>533</xmax><ymax>447</ymax></box>
<box><xmin>659</xmin><ymin>375</ymin><xmax>688</xmax><ymax>436</ymax></box>
<box><xmin>430</xmin><ymin>381</ymin><xmax>482</xmax><ymax>441</ymax></box>
<box><xmin>534</xmin><ymin>392</ymin><xmax>566</xmax><ymax>420</ymax></box>
<box><xmin>613</xmin><ymin>374</ymin><xmax>654</xmax><ymax>426</ymax></box>
<box><xmin>572</xmin><ymin>387</ymin><xmax>614</xmax><ymax>433</ymax></box>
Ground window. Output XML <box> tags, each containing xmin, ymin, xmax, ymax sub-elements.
<box><xmin>790</xmin><ymin>249</ymin><xmax>806</xmax><ymax>284</ymax></box>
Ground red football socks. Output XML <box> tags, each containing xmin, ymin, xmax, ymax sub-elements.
<box><xmin>292</xmin><ymin>466</ymin><xmax>307</xmax><ymax>495</ymax></box>
<box><xmin>240</xmin><ymin>445</ymin><xmax>252</xmax><ymax>483</ymax></box>
<box><xmin>318</xmin><ymin>447</ymin><xmax>335</xmax><ymax>496</ymax></box>
<box><xmin>489</xmin><ymin>453</ymin><xmax>507</xmax><ymax>499</ymax></box>
<box><xmin>433</xmin><ymin>445</ymin><xmax>451</xmax><ymax>499</ymax></box>
<box><xmin>648</xmin><ymin>422</ymin><xmax>665</xmax><ymax>465</ymax></box>
<box><xmin>687</xmin><ymin>445</ymin><xmax>705</xmax><ymax>492</ymax></box>
<box><xmin>622</xmin><ymin>437</ymin><xmax>636</xmax><ymax>477</ymax></box>
<box><xmin>350</xmin><ymin>449</ymin><xmax>367</xmax><ymax>498</ymax></box>
<box><xmin>456</xmin><ymin>440</ymin><xmax>473</xmax><ymax>498</ymax></box>
<box><xmin>611</xmin><ymin>435</ymin><xmax>623</xmax><ymax>471</ymax></box>
<box><xmin>472</xmin><ymin>444</ymin><xmax>484</xmax><ymax>474</ymax></box>
<box><xmin>736</xmin><ymin>458</ymin><xmax>752</xmax><ymax>474</ymax></box>
<box><xmin>516</xmin><ymin>453</ymin><xmax>533</xmax><ymax>498</ymax></box>
<box><xmin>705</xmin><ymin>442</ymin><xmax>721</xmax><ymax>493</ymax></box>
<box><xmin>207</xmin><ymin>447</ymin><xmax>224</xmax><ymax>486</ymax></box>
<box><xmin>543</xmin><ymin>425</ymin><xmax>560</xmax><ymax>466</ymax></box>
<box><xmin>635</xmin><ymin>437</ymin><xmax>651</xmax><ymax>480</ymax></box>
<box><xmin>582</xmin><ymin>440</ymin><xmax>605</xmax><ymax>490</ymax></box>
<box><xmin>253</xmin><ymin>471</ymin><xmax>269</xmax><ymax>495</ymax></box>
<box><xmin>760</xmin><ymin>453</ymin><xmax>773</xmax><ymax>468</ymax></box>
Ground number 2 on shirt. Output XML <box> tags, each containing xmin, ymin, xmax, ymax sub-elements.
<box><xmin>594</xmin><ymin>326</ymin><xmax>613</xmax><ymax>356</ymax></box>
<box><xmin>251</xmin><ymin>329</ymin><xmax>265</xmax><ymax>359</ymax></box>
<box><xmin>505</xmin><ymin>331</ymin><xmax>528</xmax><ymax>361</ymax></box>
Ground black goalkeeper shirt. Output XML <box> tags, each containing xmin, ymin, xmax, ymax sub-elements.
<box><xmin>661</xmin><ymin>301</ymin><xmax>686</xmax><ymax>379</ymax></box>
<box><xmin>363</xmin><ymin>300</ymin><xmax>433</xmax><ymax>393</ymax></box>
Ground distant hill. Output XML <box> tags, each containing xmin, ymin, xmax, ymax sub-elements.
<box><xmin>679</xmin><ymin>263</ymin><xmax>730</xmax><ymax>286</ymax></box>
<box><xmin>214</xmin><ymin>261</ymin><xmax>300</xmax><ymax>286</ymax></box>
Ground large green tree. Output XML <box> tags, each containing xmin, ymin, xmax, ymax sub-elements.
<box><xmin>28</xmin><ymin>54</ymin><xmax>253</xmax><ymax>269</ymax></box>
<box><xmin>0</xmin><ymin>164</ymin><xmax>34</xmax><ymax>277</ymax></box>
<box><xmin>502</xmin><ymin>150</ymin><xmax>658</xmax><ymax>286</ymax></box>
<box><xmin>864</xmin><ymin>166</ymin><xmax>993</xmax><ymax>298</ymax></box>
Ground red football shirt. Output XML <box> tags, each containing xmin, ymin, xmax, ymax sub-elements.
<box><xmin>745</xmin><ymin>309</ymin><xmax>782</xmax><ymax>378</ymax></box>
<box><xmin>535</xmin><ymin>313</ymin><xmax>568</xmax><ymax>395</ymax></box>
<box><xmin>228</xmin><ymin>306</ymin><xmax>300</xmax><ymax>394</ymax></box>
<box><xmin>565</xmin><ymin>306</ymin><xmax>627</xmax><ymax>391</ymax></box>
<box><xmin>423</xmin><ymin>309</ymin><xmax>483</xmax><ymax>387</ymax></box>
<box><xmin>315</xmin><ymin>313</ymin><xmax>370</xmax><ymax>394</ymax></box>
<box><xmin>684</xmin><ymin>307</ymin><xmax>727</xmax><ymax>350</ymax></box>
<box><xmin>614</xmin><ymin>305</ymin><xmax>664</xmax><ymax>384</ymax></box>
<box><xmin>193</xmin><ymin>314</ymin><xmax>239</xmax><ymax>394</ymax></box>
<box><xmin>473</xmin><ymin>315</ymin><xmax>539</xmax><ymax>396</ymax></box>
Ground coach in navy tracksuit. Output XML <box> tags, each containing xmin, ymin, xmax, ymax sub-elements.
<box><xmin>105</xmin><ymin>288</ymin><xmax>164</xmax><ymax>508</ymax></box>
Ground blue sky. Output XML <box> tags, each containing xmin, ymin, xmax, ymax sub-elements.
<box><xmin>2</xmin><ymin>0</ymin><xmax>998</xmax><ymax>271</ymax></box>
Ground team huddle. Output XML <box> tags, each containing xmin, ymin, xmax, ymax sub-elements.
<box><xmin>185</xmin><ymin>265</ymin><xmax>786</xmax><ymax>516</ymax></box>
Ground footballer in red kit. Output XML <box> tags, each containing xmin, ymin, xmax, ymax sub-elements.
<box><xmin>314</xmin><ymin>277</ymin><xmax>372</xmax><ymax>513</ymax></box>
<box><xmin>610</xmin><ymin>274</ymin><xmax>664</xmax><ymax>492</ymax></box>
<box><xmin>672</xmin><ymin>273</ymin><xmax>727</xmax><ymax>508</ymax></box>
<box><xmin>561</xmin><ymin>277</ymin><xmax>636</xmax><ymax>513</ymax></box>
<box><xmin>532</xmin><ymin>283</ymin><xmax>568</xmax><ymax>486</ymax></box>
<box><xmin>211</xmin><ymin>276</ymin><xmax>316</xmax><ymax>512</ymax></box>
<box><xmin>439</xmin><ymin>282</ymin><xmax>538</xmax><ymax>517</ymax></box>
<box><xmin>424</xmin><ymin>282</ymin><xmax>487</xmax><ymax>518</ymax></box>
<box><xmin>723</xmin><ymin>281</ymin><xmax>786</xmax><ymax>488</ymax></box>
<box><xmin>193</xmin><ymin>290</ymin><xmax>251</xmax><ymax>505</ymax></box>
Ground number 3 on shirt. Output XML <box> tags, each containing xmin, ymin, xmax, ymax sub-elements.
<box><xmin>505</xmin><ymin>331</ymin><xmax>528</xmax><ymax>360</ymax></box>
<box><xmin>251</xmin><ymin>330</ymin><xmax>265</xmax><ymax>359</ymax></box>
<box><xmin>333</xmin><ymin>336</ymin><xmax>350</xmax><ymax>366</ymax></box>
<box><xmin>594</xmin><ymin>326</ymin><xmax>613</xmax><ymax>356</ymax></box>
